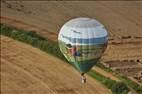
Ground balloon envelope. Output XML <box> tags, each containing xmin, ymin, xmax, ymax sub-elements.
<box><xmin>58</xmin><ymin>17</ymin><xmax>108</xmax><ymax>73</ymax></box>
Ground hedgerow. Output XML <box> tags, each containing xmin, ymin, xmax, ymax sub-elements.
<box><xmin>0</xmin><ymin>24</ymin><xmax>66</xmax><ymax>61</ymax></box>
<box><xmin>88</xmin><ymin>70</ymin><xmax>129</xmax><ymax>94</ymax></box>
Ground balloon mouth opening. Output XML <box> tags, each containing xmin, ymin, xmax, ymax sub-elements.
<box><xmin>81</xmin><ymin>73</ymin><xmax>85</xmax><ymax>76</ymax></box>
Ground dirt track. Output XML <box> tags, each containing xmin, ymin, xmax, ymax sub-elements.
<box><xmin>92</xmin><ymin>67</ymin><xmax>120</xmax><ymax>81</ymax></box>
<box><xmin>1</xmin><ymin>35</ymin><xmax>111</xmax><ymax>94</ymax></box>
<box><xmin>1</xmin><ymin>1</ymin><xmax>142</xmax><ymax>38</ymax></box>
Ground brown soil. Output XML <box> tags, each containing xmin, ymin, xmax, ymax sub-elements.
<box><xmin>1</xmin><ymin>35</ymin><xmax>111</xmax><ymax>94</ymax></box>
<box><xmin>0</xmin><ymin>16</ymin><xmax>57</xmax><ymax>42</ymax></box>
<box><xmin>1</xmin><ymin>1</ymin><xmax>142</xmax><ymax>39</ymax></box>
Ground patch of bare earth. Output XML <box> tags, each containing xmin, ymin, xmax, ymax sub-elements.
<box><xmin>1</xmin><ymin>36</ymin><xmax>111</xmax><ymax>94</ymax></box>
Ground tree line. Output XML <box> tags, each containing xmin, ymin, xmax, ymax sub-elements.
<box><xmin>0</xmin><ymin>23</ymin><xmax>65</xmax><ymax>61</ymax></box>
<box><xmin>88</xmin><ymin>70</ymin><xmax>129</xmax><ymax>94</ymax></box>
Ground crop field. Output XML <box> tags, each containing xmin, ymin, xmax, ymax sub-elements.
<box><xmin>1</xmin><ymin>0</ymin><xmax>142</xmax><ymax>58</ymax></box>
<box><xmin>1</xmin><ymin>0</ymin><xmax>142</xmax><ymax>93</ymax></box>
<box><xmin>1</xmin><ymin>35</ymin><xmax>111</xmax><ymax>94</ymax></box>
<box><xmin>1</xmin><ymin>1</ymin><xmax>142</xmax><ymax>39</ymax></box>
<box><xmin>105</xmin><ymin>60</ymin><xmax>142</xmax><ymax>85</ymax></box>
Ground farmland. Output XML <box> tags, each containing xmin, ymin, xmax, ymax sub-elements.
<box><xmin>1</xmin><ymin>1</ymin><xmax>142</xmax><ymax>39</ymax></box>
<box><xmin>1</xmin><ymin>0</ymin><xmax>142</xmax><ymax>93</ymax></box>
<box><xmin>1</xmin><ymin>0</ymin><xmax>142</xmax><ymax>58</ymax></box>
<box><xmin>1</xmin><ymin>35</ymin><xmax>111</xmax><ymax>94</ymax></box>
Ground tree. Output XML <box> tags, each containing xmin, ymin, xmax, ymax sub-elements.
<box><xmin>111</xmin><ymin>82</ymin><xmax>129</xmax><ymax>94</ymax></box>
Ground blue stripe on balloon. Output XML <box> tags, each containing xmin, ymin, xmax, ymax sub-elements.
<box><xmin>61</xmin><ymin>34</ymin><xmax>108</xmax><ymax>44</ymax></box>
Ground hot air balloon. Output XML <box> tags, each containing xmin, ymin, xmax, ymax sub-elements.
<box><xmin>58</xmin><ymin>17</ymin><xmax>108</xmax><ymax>83</ymax></box>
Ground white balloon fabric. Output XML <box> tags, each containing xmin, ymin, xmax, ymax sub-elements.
<box><xmin>58</xmin><ymin>17</ymin><xmax>108</xmax><ymax>73</ymax></box>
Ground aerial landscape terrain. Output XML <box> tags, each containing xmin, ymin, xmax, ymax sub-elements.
<box><xmin>1</xmin><ymin>36</ymin><xmax>111</xmax><ymax>94</ymax></box>
<box><xmin>1</xmin><ymin>0</ymin><xmax>142</xmax><ymax>94</ymax></box>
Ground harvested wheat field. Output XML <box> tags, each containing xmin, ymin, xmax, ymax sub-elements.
<box><xmin>1</xmin><ymin>0</ymin><xmax>142</xmax><ymax>85</ymax></box>
<box><xmin>1</xmin><ymin>35</ymin><xmax>111</xmax><ymax>94</ymax></box>
<box><xmin>1</xmin><ymin>1</ymin><xmax>142</xmax><ymax>60</ymax></box>
<box><xmin>1</xmin><ymin>1</ymin><xmax>142</xmax><ymax>39</ymax></box>
<box><xmin>1</xmin><ymin>1</ymin><xmax>142</xmax><ymax>58</ymax></box>
<box><xmin>0</xmin><ymin>0</ymin><xmax>142</xmax><ymax>94</ymax></box>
